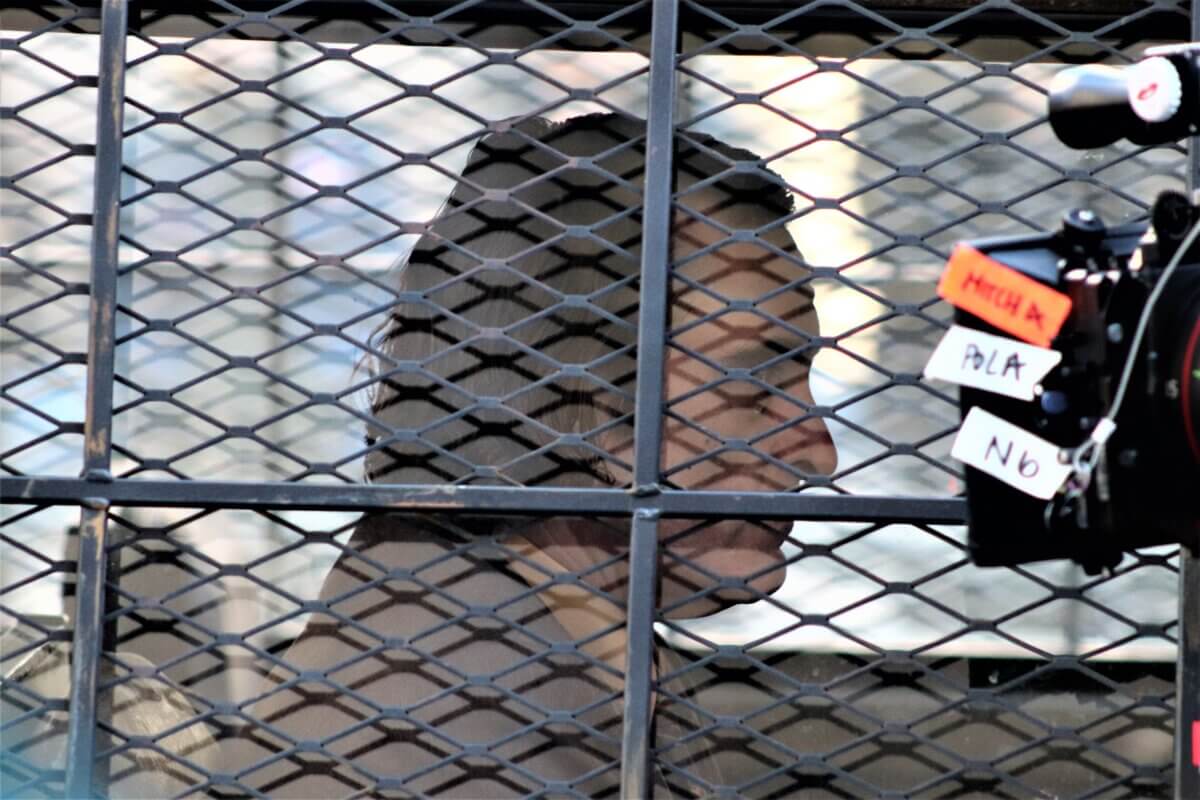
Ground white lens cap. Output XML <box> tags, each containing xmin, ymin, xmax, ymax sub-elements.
<box><xmin>1126</xmin><ymin>56</ymin><xmax>1183</xmax><ymax>123</ymax></box>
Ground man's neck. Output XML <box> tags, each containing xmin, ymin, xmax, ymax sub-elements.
<box><xmin>501</xmin><ymin>532</ymin><xmax>647</xmax><ymax>694</ymax></box>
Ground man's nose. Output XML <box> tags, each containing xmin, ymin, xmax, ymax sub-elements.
<box><xmin>755</xmin><ymin>410</ymin><xmax>837</xmax><ymax>481</ymax></box>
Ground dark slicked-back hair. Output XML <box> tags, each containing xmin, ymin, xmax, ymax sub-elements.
<box><xmin>364</xmin><ymin>112</ymin><xmax>800</xmax><ymax>488</ymax></box>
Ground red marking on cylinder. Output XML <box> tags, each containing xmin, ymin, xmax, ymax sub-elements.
<box><xmin>1183</xmin><ymin>316</ymin><xmax>1200</xmax><ymax>464</ymax></box>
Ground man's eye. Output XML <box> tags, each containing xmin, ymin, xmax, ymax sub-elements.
<box><xmin>726</xmin><ymin>389</ymin><xmax>773</xmax><ymax>410</ymax></box>
<box><xmin>722</xmin><ymin>338</ymin><xmax>808</xmax><ymax>370</ymax></box>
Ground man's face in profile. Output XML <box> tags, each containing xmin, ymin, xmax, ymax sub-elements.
<box><xmin>663</xmin><ymin>187</ymin><xmax>837</xmax><ymax>491</ymax></box>
<box><xmin>578</xmin><ymin>185</ymin><xmax>838</xmax><ymax>616</ymax></box>
<box><xmin>654</xmin><ymin>187</ymin><xmax>837</xmax><ymax>613</ymax></box>
<box><xmin>367</xmin><ymin>117</ymin><xmax>838</xmax><ymax>614</ymax></box>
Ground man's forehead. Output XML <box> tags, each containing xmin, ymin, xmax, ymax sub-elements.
<box><xmin>677</xmin><ymin>177</ymin><xmax>791</xmax><ymax>217</ymax></box>
<box><xmin>668</xmin><ymin>185</ymin><xmax>816</xmax><ymax>338</ymax></box>
<box><xmin>675</xmin><ymin>190</ymin><xmax>795</xmax><ymax>248</ymax></box>
<box><xmin>671</xmin><ymin>197</ymin><xmax>808</xmax><ymax>292</ymax></box>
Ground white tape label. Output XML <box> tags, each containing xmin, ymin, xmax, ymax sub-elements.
<box><xmin>924</xmin><ymin>324</ymin><xmax>1063</xmax><ymax>400</ymax></box>
<box><xmin>952</xmin><ymin>407</ymin><xmax>1072</xmax><ymax>499</ymax></box>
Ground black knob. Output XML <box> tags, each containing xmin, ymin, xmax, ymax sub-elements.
<box><xmin>1062</xmin><ymin>208</ymin><xmax>1107</xmax><ymax>251</ymax></box>
<box><xmin>1151</xmin><ymin>190</ymin><xmax>1196</xmax><ymax>243</ymax></box>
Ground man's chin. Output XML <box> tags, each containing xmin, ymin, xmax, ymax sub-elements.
<box><xmin>658</xmin><ymin>519</ymin><xmax>791</xmax><ymax>618</ymax></box>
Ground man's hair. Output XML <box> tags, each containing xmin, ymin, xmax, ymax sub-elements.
<box><xmin>364</xmin><ymin>112</ymin><xmax>800</xmax><ymax>487</ymax></box>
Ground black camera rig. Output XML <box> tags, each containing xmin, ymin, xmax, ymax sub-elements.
<box><xmin>928</xmin><ymin>44</ymin><xmax>1200</xmax><ymax>571</ymax></box>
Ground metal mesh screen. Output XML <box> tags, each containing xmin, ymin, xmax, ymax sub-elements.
<box><xmin>1</xmin><ymin>2</ymin><xmax>1195</xmax><ymax>798</ymax></box>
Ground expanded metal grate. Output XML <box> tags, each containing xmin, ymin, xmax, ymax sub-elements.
<box><xmin>1</xmin><ymin>1</ymin><xmax>1197</xmax><ymax>798</ymax></box>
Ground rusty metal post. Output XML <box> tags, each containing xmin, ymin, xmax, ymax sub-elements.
<box><xmin>64</xmin><ymin>1</ymin><xmax>128</xmax><ymax>796</ymax></box>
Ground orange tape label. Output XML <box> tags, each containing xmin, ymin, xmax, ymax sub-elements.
<box><xmin>938</xmin><ymin>245</ymin><xmax>1073</xmax><ymax>347</ymax></box>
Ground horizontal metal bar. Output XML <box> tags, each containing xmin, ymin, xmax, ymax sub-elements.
<box><xmin>8</xmin><ymin>0</ymin><xmax>1172</xmax><ymax>22</ymax></box>
<box><xmin>660</xmin><ymin>490</ymin><xmax>966</xmax><ymax>523</ymax></box>
<box><xmin>0</xmin><ymin>476</ymin><xmax>968</xmax><ymax>523</ymax></box>
<box><xmin>1</xmin><ymin>1</ymin><xmax>1187</xmax><ymax>49</ymax></box>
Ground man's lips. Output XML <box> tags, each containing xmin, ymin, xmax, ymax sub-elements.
<box><xmin>658</xmin><ymin>518</ymin><xmax>791</xmax><ymax>582</ymax></box>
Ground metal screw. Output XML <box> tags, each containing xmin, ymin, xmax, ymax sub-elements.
<box><xmin>1165</xmin><ymin>379</ymin><xmax>1180</xmax><ymax>399</ymax></box>
<box><xmin>1106</xmin><ymin>323</ymin><xmax>1123</xmax><ymax>343</ymax></box>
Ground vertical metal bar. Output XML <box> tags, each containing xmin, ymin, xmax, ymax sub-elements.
<box><xmin>630</xmin><ymin>0</ymin><xmax>679</xmax><ymax>493</ymax></box>
<box><xmin>1178</xmin><ymin>551</ymin><xmax>1199</xmax><ymax>800</ymax></box>
<box><xmin>621</xmin><ymin>509</ymin><xmax>662</xmax><ymax>800</ymax></box>
<box><xmin>621</xmin><ymin>2</ymin><xmax>679</xmax><ymax>797</ymax></box>
<box><xmin>78</xmin><ymin>0</ymin><xmax>127</xmax><ymax>484</ymax></box>
<box><xmin>1176</xmin><ymin>12</ymin><xmax>1200</xmax><ymax>796</ymax></box>
<box><xmin>65</xmin><ymin>502</ymin><xmax>112</xmax><ymax>799</ymax></box>
<box><xmin>65</xmin><ymin>1</ymin><xmax>128</xmax><ymax>796</ymax></box>
<box><xmin>100</xmin><ymin>0</ymin><xmax>140</xmax><ymax>744</ymax></box>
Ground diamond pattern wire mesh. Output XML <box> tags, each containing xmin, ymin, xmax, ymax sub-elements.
<box><xmin>0</xmin><ymin>1</ymin><xmax>1193</xmax><ymax>798</ymax></box>
<box><xmin>1</xmin><ymin>3</ymin><xmax>100</xmax><ymax>480</ymax></box>
<box><xmin>2</xmin><ymin>4</ymin><xmax>103</xmax><ymax>797</ymax></box>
